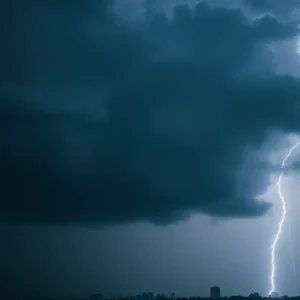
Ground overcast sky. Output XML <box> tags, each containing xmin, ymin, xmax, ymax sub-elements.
<box><xmin>2</xmin><ymin>0</ymin><xmax>300</xmax><ymax>299</ymax></box>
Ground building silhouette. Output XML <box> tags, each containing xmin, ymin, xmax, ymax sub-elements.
<box><xmin>148</xmin><ymin>292</ymin><xmax>154</xmax><ymax>300</ymax></box>
<box><xmin>271</xmin><ymin>292</ymin><xmax>279</xmax><ymax>298</ymax></box>
<box><xmin>89</xmin><ymin>294</ymin><xmax>104</xmax><ymax>300</ymax></box>
<box><xmin>210</xmin><ymin>286</ymin><xmax>221</xmax><ymax>299</ymax></box>
<box><xmin>142</xmin><ymin>293</ymin><xmax>154</xmax><ymax>300</ymax></box>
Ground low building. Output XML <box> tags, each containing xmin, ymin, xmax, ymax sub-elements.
<box><xmin>89</xmin><ymin>294</ymin><xmax>104</xmax><ymax>300</ymax></box>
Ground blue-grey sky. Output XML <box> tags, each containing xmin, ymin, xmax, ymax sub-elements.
<box><xmin>1</xmin><ymin>0</ymin><xmax>300</xmax><ymax>299</ymax></box>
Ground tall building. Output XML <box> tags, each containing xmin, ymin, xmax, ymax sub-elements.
<box><xmin>148</xmin><ymin>292</ymin><xmax>154</xmax><ymax>300</ymax></box>
<box><xmin>170</xmin><ymin>293</ymin><xmax>175</xmax><ymax>300</ymax></box>
<box><xmin>210</xmin><ymin>286</ymin><xmax>221</xmax><ymax>299</ymax></box>
<box><xmin>271</xmin><ymin>292</ymin><xmax>278</xmax><ymax>298</ymax></box>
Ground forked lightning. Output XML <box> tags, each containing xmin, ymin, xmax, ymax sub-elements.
<box><xmin>269</xmin><ymin>142</ymin><xmax>300</xmax><ymax>295</ymax></box>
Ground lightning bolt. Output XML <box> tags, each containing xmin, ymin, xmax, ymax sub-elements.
<box><xmin>269</xmin><ymin>142</ymin><xmax>300</xmax><ymax>296</ymax></box>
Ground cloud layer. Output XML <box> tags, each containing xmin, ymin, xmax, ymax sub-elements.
<box><xmin>1</xmin><ymin>0</ymin><xmax>300</xmax><ymax>225</ymax></box>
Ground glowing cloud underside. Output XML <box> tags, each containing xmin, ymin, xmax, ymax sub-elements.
<box><xmin>269</xmin><ymin>142</ymin><xmax>300</xmax><ymax>295</ymax></box>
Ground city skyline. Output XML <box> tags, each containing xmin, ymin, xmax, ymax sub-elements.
<box><xmin>26</xmin><ymin>287</ymin><xmax>290</xmax><ymax>300</ymax></box>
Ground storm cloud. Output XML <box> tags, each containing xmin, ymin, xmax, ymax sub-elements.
<box><xmin>1</xmin><ymin>0</ymin><xmax>300</xmax><ymax>225</ymax></box>
<box><xmin>244</xmin><ymin>0</ymin><xmax>300</xmax><ymax>19</ymax></box>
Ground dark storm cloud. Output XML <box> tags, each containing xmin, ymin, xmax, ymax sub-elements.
<box><xmin>244</xmin><ymin>0</ymin><xmax>300</xmax><ymax>18</ymax></box>
<box><xmin>1</xmin><ymin>0</ymin><xmax>300</xmax><ymax>225</ymax></box>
